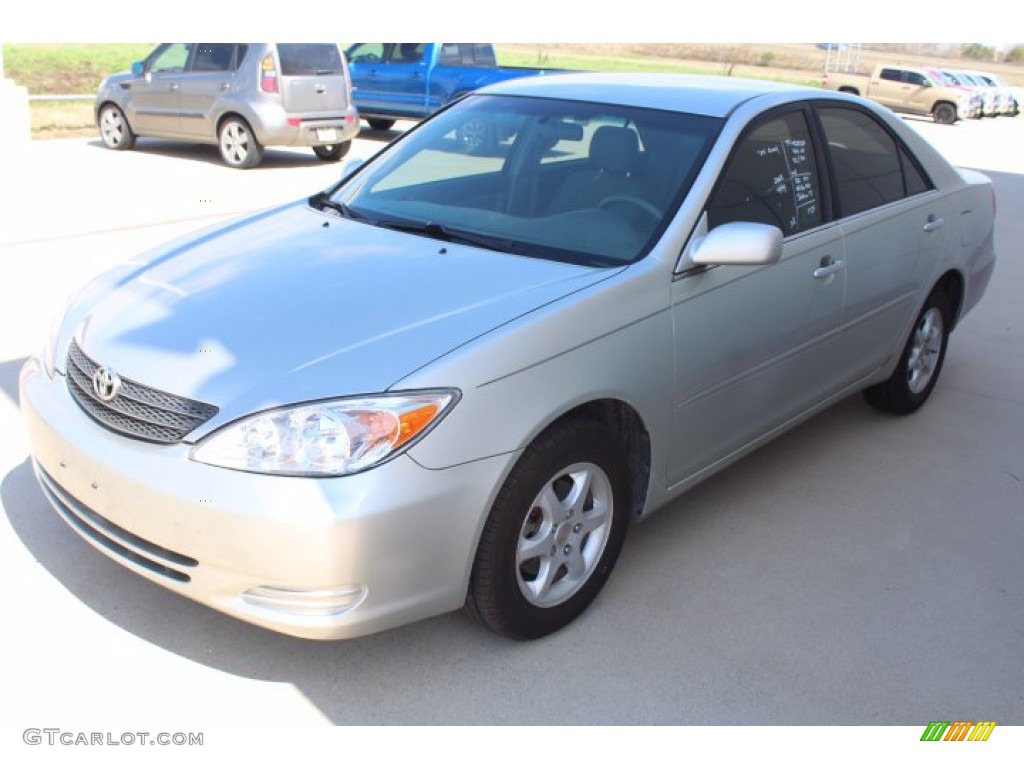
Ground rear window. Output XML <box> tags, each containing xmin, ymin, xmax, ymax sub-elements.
<box><xmin>275</xmin><ymin>44</ymin><xmax>344</xmax><ymax>75</ymax></box>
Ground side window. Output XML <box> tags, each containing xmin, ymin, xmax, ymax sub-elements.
<box><xmin>148</xmin><ymin>43</ymin><xmax>192</xmax><ymax>74</ymax></box>
<box><xmin>879</xmin><ymin>68</ymin><xmax>901</xmax><ymax>82</ymax></box>
<box><xmin>899</xmin><ymin>146</ymin><xmax>932</xmax><ymax>196</ymax></box>
<box><xmin>234</xmin><ymin>45</ymin><xmax>248</xmax><ymax>70</ymax></box>
<box><xmin>438</xmin><ymin>44</ymin><xmax>461</xmax><ymax>66</ymax></box>
<box><xmin>347</xmin><ymin>43</ymin><xmax>384</xmax><ymax>63</ymax></box>
<box><xmin>817</xmin><ymin>107</ymin><xmax>909</xmax><ymax>216</ymax></box>
<box><xmin>904</xmin><ymin>71</ymin><xmax>927</xmax><ymax>86</ymax></box>
<box><xmin>473</xmin><ymin>44</ymin><xmax>497</xmax><ymax>67</ymax></box>
<box><xmin>388</xmin><ymin>43</ymin><xmax>426</xmax><ymax>64</ymax></box>
<box><xmin>191</xmin><ymin>43</ymin><xmax>234</xmax><ymax>72</ymax></box>
<box><xmin>707</xmin><ymin>110</ymin><xmax>822</xmax><ymax>236</ymax></box>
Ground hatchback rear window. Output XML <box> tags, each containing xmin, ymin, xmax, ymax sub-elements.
<box><xmin>275</xmin><ymin>44</ymin><xmax>343</xmax><ymax>75</ymax></box>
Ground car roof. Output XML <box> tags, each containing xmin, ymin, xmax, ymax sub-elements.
<box><xmin>478</xmin><ymin>72</ymin><xmax>822</xmax><ymax>118</ymax></box>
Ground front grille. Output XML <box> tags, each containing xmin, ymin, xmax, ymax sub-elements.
<box><xmin>66</xmin><ymin>339</ymin><xmax>217</xmax><ymax>444</ymax></box>
<box><xmin>36</xmin><ymin>465</ymin><xmax>197</xmax><ymax>583</ymax></box>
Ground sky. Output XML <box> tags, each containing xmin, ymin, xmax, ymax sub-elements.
<box><xmin>0</xmin><ymin>0</ymin><xmax>1015</xmax><ymax>45</ymax></box>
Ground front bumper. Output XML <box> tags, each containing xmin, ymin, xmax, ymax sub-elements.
<box><xmin>19</xmin><ymin>357</ymin><xmax>514</xmax><ymax>639</ymax></box>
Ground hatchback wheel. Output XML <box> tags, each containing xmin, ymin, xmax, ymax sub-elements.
<box><xmin>219</xmin><ymin>117</ymin><xmax>264</xmax><ymax>169</ymax></box>
<box><xmin>467</xmin><ymin>419</ymin><xmax>630</xmax><ymax>639</ymax></box>
<box><xmin>98</xmin><ymin>104</ymin><xmax>135</xmax><ymax>151</ymax></box>
<box><xmin>864</xmin><ymin>290</ymin><xmax>951</xmax><ymax>414</ymax></box>
<box><xmin>312</xmin><ymin>141</ymin><xmax>351</xmax><ymax>162</ymax></box>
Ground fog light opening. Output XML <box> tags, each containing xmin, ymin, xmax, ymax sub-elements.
<box><xmin>242</xmin><ymin>585</ymin><xmax>365</xmax><ymax>616</ymax></box>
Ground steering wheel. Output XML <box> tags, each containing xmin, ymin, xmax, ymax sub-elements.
<box><xmin>598</xmin><ymin>196</ymin><xmax>661</xmax><ymax>224</ymax></box>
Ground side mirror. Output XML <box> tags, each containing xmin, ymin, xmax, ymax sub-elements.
<box><xmin>131</xmin><ymin>61</ymin><xmax>145</xmax><ymax>76</ymax></box>
<box><xmin>690</xmin><ymin>221</ymin><xmax>783</xmax><ymax>267</ymax></box>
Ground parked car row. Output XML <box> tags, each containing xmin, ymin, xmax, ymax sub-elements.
<box><xmin>822</xmin><ymin>63</ymin><xmax>1019</xmax><ymax>124</ymax></box>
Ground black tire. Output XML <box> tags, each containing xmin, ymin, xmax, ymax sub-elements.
<box><xmin>863</xmin><ymin>290</ymin><xmax>951</xmax><ymax>414</ymax></box>
<box><xmin>367</xmin><ymin>118</ymin><xmax>395</xmax><ymax>131</ymax></box>
<box><xmin>838</xmin><ymin>86</ymin><xmax>860</xmax><ymax>96</ymax></box>
<box><xmin>932</xmin><ymin>102</ymin><xmax>957</xmax><ymax>125</ymax></box>
<box><xmin>98</xmin><ymin>104</ymin><xmax>135</xmax><ymax>151</ymax></box>
<box><xmin>218</xmin><ymin>116</ymin><xmax>264</xmax><ymax>169</ymax></box>
<box><xmin>466</xmin><ymin>419</ymin><xmax>631</xmax><ymax>639</ymax></box>
<box><xmin>312</xmin><ymin>141</ymin><xmax>351</xmax><ymax>162</ymax></box>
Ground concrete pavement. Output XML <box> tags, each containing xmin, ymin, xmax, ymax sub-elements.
<box><xmin>1</xmin><ymin>116</ymin><xmax>1022</xmax><ymax>725</ymax></box>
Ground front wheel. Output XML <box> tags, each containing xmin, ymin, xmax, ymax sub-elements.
<box><xmin>218</xmin><ymin>117</ymin><xmax>264</xmax><ymax>168</ymax></box>
<box><xmin>466</xmin><ymin>419</ymin><xmax>631</xmax><ymax>639</ymax></box>
<box><xmin>863</xmin><ymin>290</ymin><xmax>951</xmax><ymax>414</ymax></box>
<box><xmin>932</xmin><ymin>102</ymin><xmax>957</xmax><ymax>125</ymax></box>
<box><xmin>98</xmin><ymin>104</ymin><xmax>135</xmax><ymax>150</ymax></box>
<box><xmin>312</xmin><ymin>141</ymin><xmax>351</xmax><ymax>162</ymax></box>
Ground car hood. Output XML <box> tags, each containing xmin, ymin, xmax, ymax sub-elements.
<box><xmin>74</xmin><ymin>203</ymin><xmax>615</xmax><ymax>430</ymax></box>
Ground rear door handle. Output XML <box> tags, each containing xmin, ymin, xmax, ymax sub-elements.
<box><xmin>923</xmin><ymin>216</ymin><xmax>945</xmax><ymax>233</ymax></box>
<box><xmin>813</xmin><ymin>258</ymin><xmax>844</xmax><ymax>280</ymax></box>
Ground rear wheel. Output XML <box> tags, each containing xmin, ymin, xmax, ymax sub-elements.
<box><xmin>932</xmin><ymin>102</ymin><xmax>957</xmax><ymax>125</ymax></box>
<box><xmin>312</xmin><ymin>141</ymin><xmax>351</xmax><ymax>162</ymax></box>
<box><xmin>367</xmin><ymin>118</ymin><xmax>395</xmax><ymax>131</ymax></box>
<box><xmin>98</xmin><ymin>104</ymin><xmax>135</xmax><ymax>150</ymax></box>
<box><xmin>863</xmin><ymin>290</ymin><xmax>951</xmax><ymax>414</ymax></box>
<box><xmin>467</xmin><ymin>419</ymin><xmax>631</xmax><ymax>639</ymax></box>
<box><xmin>218</xmin><ymin>117</ymin><xmax>264</xmax><ymax>169</ymax></box>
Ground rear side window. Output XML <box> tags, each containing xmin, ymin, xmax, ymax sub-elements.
<box><xmin>191</xmin><ymin>43</ymin><xmax>234</xmax><ymax>72</ymax></box>
<box><xmin>439</xmin><ymin>43</ymin><xmax>496</xmax><ymax>67</ymax></box>
<box><xmin>708</xmin><ymin>110</ymin><xmax>822</xmax><ymax>236</ymax></box>
<box><xmin>817</xmin><ymin>107</ymin><xmax>930</xmax><ymax>216</ymax></box>
<box><xmin>880</xmin><ymin>68</ymin><xmax>902</xmax><ymax>82</ymax></box>
<box><xmin>275</xmin><ymin>44</ymin><xmax>343</xmax><ymax>75</ymax></box>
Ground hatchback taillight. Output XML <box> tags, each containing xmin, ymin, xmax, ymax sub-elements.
<box><xmin>260</xmin><ymin>53</ymin><xmax>279</xmax><ymax>94</ymax></box>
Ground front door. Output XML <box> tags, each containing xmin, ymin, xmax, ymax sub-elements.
<box><xmin>669</xmin><ymin>108</ymin><xmax>847</xmax><ymax>486</ymax></box>
<box><xmin>127</xmin><ymin>43</ymin><xmax>191</xmax><ymax>137</ymax></box>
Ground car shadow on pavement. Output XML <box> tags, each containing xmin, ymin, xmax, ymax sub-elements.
<box><xmin>85</xmin><ymin>139</ymin><xmax>337</xmax><ymax>170</ymax></box>
<box><xmin>0</xmin><ymin>357</ymin><xmax>27</xmax><ymax>409</ymax></box>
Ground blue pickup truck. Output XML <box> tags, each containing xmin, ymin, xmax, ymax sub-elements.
<box><xmin>345</xmin><ymin>43</ymin><xmax>559</xmax><ymax>144</ymax></box>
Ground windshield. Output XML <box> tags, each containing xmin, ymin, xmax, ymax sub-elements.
<box><xmin>330</xmin><ymin>95</ymin><xmax>721</xmax><ymax>266</ymax></box>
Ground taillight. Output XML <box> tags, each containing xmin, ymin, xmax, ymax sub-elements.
<box><xmin>260</xmin><ymin>53</ymin><xmax>279</xmax><ymax>94</ymax></box>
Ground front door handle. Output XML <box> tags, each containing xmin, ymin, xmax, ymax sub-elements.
<box><xmin>923</xmin><ymin>216</ymin><xmax>945</xmax><ymax>233</ymax></box>
<box><xmin>218</xmin><ymin>82</ymin><xmax>231</xmax><ymax>91</ymax></box>
<box><xmin>813</xmin><ymin>258</ymin><xmax>844</xmax><ymax>280</ymax></box>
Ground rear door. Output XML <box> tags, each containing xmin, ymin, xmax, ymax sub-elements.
<box><xmin>275</xmin><ymin>43</ymin><xmax>351</xmax><ymax>116</ymax></box>
<box><xmin>869</xmin><ymin>68</ymin><xmax>906</xmax><ymax>109</ymax></box>
<box><xmin>816</xmin><ymin>105</ymin><xmax>948</xmax><ymax>382</ymax></box>
<box><xmin>176</xmin><ymin>43</ymin><xmax>243</xmax><ymax>139</ymax></box>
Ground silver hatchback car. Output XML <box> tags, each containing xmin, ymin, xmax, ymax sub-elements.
<box><xmin>95</xmin><ymin>43</ymin><xmax>360</xmax><ymax>168</ymax></box>
<box><xmin>24</xmin><ymin>74</ymin><xmax>995</xmax><ymax>641</ymax></box>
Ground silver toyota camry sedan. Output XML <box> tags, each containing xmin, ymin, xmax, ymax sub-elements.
<box><xmin>20</xmin><ymin>74</ymin><xmax>996</xmax><ymax>640</ymax></box>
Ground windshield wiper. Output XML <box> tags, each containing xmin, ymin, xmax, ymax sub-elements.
<box><xmin>308</xmin><ymin>192</ymin><xmax>366</xmax><ymax>221</ymax></box>
<box><xmin>372</xmin><ymin>217</ymin><xmax>523</xmax><ymax>254</ymax></box>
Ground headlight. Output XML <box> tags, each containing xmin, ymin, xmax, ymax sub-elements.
<box><xmin>189</xmin><ymin>391</ymin><xmax>459</xmax><ymax>476</ymax></box>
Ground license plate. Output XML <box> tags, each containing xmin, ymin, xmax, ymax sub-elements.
<box><xmin>317</xmin><ymin>128</ymin><xmax>339</xmax><ymax>142</ymax></box>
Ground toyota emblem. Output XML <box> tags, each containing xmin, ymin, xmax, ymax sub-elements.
<box><xmin>92</xmin><ymin>366</ymin><xmax>121</xmax><ymax>402</ymax></box>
